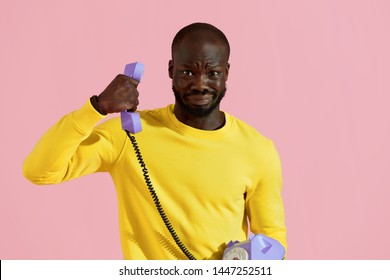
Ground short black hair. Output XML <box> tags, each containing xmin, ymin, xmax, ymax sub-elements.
<box><xmin>171</xmin><ymin>22</ymin><xmax>230</xmax><ymax>59</ymax></box>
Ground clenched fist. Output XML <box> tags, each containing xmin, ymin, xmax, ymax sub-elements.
<box><xmin>95</xmin><ymin>74</ymin><xmax>140</xmax><ymax>115</ymax></box>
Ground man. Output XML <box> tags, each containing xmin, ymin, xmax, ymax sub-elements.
<box><xmin>23</xmin><ymin>22</ymin><xmax>287</xmax><ymax>260</ymax></box>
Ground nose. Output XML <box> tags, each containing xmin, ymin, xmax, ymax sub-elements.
<box><xmin>190</xmin><ymin>74</ymin><xmax>209</xmax><ymax>93</ymax></box>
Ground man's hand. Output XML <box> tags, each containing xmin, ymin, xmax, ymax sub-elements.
<box><xmin>97</xmin><ymin>74</ymin><xmax>140</xmax><ymax>115</ymax></box>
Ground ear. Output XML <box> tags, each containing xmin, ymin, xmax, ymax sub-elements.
<box><xmin>168</xmin><ymin>60</ymin><xmax>173</xmax><ymax>79</ymax></box>
<box><xmin>225</xmin><ymin>62</ymin><xmax>230</xmax><ymax>81</ymax></box>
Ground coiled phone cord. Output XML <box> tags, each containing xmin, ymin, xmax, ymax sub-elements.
<box><xmin>125</xmin><ymin>131</ymin><xmax>197</xmax><ymax>260</ymax></box>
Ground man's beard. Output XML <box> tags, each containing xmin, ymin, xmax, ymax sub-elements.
<box><xmin>172</xmin><ymin>86</ymin><xmax>226</xmax><ymax>118</ymax></box>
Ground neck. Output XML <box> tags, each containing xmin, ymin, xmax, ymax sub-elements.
<box><xmin>174</xmin><ymin>106</ymin><xmax>225</xmax><ymax>130</ymax></box>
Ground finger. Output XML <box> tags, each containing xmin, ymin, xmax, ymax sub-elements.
<box><xmin>120</xmin><ymin>74</ymin><xmax>140</xmax><ymax>88</ymax></box>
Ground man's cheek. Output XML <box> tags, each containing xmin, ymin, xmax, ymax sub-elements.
<box><xmin>175</xmin><ymin>79</ymin><xmax>190</xmax><ymax>90</ymax></box>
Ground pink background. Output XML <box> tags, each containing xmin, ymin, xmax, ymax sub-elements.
<box><xmin>1</xmin><ymin>0</ymin><xmax>390</xmax><ymax>259</ymax></box>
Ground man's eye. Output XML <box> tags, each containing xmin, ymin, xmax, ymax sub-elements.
<box><xmin>182</xmin><ymin>70</ymin><xmax>193</xmax><ymax>76</ymax></box>
<box><xmin>208</xmin><ymin>71</ymin><xmax>220</xmax><ymax>77</ymax></box>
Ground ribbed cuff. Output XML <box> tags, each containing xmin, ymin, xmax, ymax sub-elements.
<box><xmin>69</xmin><ymin>99</ymin><xmax>106</xmax><ymax>133</ymax></box>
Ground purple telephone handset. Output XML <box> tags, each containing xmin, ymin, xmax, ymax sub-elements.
<box><xmin>121</xmin><ymin>62</ymin><xmax>144</xmax><ymax>133</ymax></box>
<box><xmin>222</xmin><ymin>234</ymin><xmax>285</xmax><ymax>260</ymax></box>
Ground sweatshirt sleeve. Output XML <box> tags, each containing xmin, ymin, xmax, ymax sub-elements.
<box><xmin>22</xmin><ymin>100</ymin><xmax>119</xmax><ymax>185</ymax></box>
<box><xmin>246</xmin><ymin>141</ymin><xmax>287</xmax><ymax>254</ymax></box>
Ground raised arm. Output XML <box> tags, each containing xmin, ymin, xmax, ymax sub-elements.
<box><xmin>23</xmin><ymin>74</ymin><xmax>140</xmax><ymax>185</ymax></box>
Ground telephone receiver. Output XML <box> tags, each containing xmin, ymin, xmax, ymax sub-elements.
<box><xmin>121</xmin><ymin>62</ymin><xmax>144</xmax><ymax>133</ymax></box>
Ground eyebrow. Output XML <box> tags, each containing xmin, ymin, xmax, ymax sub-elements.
<box><xmin>179</xmin><ymin>63</ymin><xmax>222</xmax><ymax>68</ymax></box>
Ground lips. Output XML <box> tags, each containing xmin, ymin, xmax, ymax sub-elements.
<box><xmin>185</xmin><ymin>93</ymin><xmax>214</xmax><ymax>106</ymax></box>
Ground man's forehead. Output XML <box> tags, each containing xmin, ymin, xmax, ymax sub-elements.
<box><xmin>173</xmin><ymin>37</ymin><xmax>228</xmax><ymax>62</ymax></box>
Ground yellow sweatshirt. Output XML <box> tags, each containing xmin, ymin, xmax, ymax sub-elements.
<box><xmin>23</xmin><ymin>100</ymin><xmax>286</xmax><ymax>259</ymax></box>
